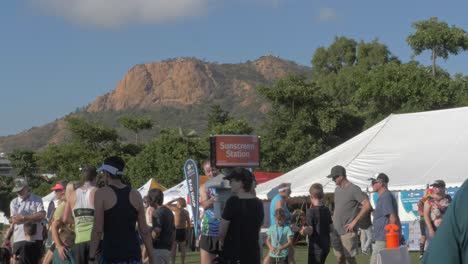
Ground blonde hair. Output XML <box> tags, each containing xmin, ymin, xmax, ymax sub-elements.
<box><xmin>309</xmin><ymin>183</ymin><xmax>324</xmax><ymax>200</ymax></box>
<box><xmin>59</xmin><ymin>227</ymin><xmax>75</xmax><ymax>247</ymax></box>
<box><xmin>65</xmin><ymin>181</ymin><xmax>81</xmax><ymax>201</ymax></box>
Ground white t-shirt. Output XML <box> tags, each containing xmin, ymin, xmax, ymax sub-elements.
<box><xmin>10</xmin><ymin>194</ymin><xmax>45</xmax><ymax>242</ymax></box>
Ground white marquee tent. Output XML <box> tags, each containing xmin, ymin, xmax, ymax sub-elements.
<box><xmin>256</xmin><ymin>107</ymin><xmax>468</xmax><ymax>199</ymax></box>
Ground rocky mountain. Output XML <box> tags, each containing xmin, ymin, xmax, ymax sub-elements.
<box><xmin>0</xmin><ymin>56</ymin><xmax>310</xmax><ymax>152</ymax></box>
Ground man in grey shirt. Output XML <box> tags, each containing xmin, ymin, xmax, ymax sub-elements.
<box><xmin>327</xmin><ymin>165</ymin><xmax>370</xmax><ymax>264</ymax></box>
<box><xmin>368</xmin><ymin>173</ymin><xmax>401</xmax><ymax>264</ymax></box>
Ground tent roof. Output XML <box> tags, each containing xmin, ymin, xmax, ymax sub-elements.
<box><xmin>137</xmin><ymin>178</ymin><xmax>167</xmax><ymax>197</ymax></box>
<box><xmin>256</xmin><ymin>107</ymin><xmax>468</xmax><ymax>199</ymax></box>
<box><xmin>253</xmin><ymin>172</ymin><xmax>284</xmax><ymax>184</ymax></box>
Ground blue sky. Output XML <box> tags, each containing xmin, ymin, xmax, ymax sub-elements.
<box><xmin>0</xmin><ymin>0</ymin><xmax>467</xmax><ymax>136</ymax></box>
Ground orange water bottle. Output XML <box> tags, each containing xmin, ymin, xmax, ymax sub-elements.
<box><xmin>384</xmin><ymin>224</ymin><xmax>400</xmax><ymax>248</ymax></box>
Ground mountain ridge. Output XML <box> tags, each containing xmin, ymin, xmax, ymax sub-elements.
<box><xmin>0</xmin><ymin>56</ymin><xmax>310</xmax><ymax>152</ymax></box>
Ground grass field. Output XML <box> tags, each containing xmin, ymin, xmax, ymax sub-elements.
<box><xmin>172</xmin><ymin>245</ymin><xmax>422</xmax><ymax>264</ymax></box>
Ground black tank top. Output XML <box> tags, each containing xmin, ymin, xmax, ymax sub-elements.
<box><xmin>102</xmin><ymin>185</ymin><xmax>141</xmax><ymax>262</ymax></box>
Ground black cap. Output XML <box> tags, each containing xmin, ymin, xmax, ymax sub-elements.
<box><xmin>368</xmin><ymin>173</ymin><xmax>389</xmax><ymax>184</ymax></box>
<box><xmin>223</xmin><ymin>168</ymin><xmax>254</xmax><ymax>182</ymax></box>
<box><xmin>327</xmin><ymin>165</ymin><xmax>346</xmax><ymax>178</ymax></box>
<box><xmin>430</xmin><ymin>180</ymin><xmax>446</xmax><ymax>188</ymax></box>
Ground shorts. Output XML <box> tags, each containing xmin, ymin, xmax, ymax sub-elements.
<box><xmin>269</xmin><ymin>256</ymin><xmax>288</xmax><ymax>264</ymax></box>
<box><xmin>72</xmin><ymin>241</ymin><xmax>101</xmax><ymax>264</ymax></box>
<box><xmin>100</xmin><ymin>259</ymin><xmax>142</xmax><ymax>264</ymax></box>
<box><xmin>332</xmin><ymin>232</ymin><xmax>359</xmax><ymax>259</ymax></box>
<box><xmin>419</xmin><ymin>218</ymin><xmax>426</xmax><ymax>237</ymax></box>
<box><xmin>153</xmin><ymin>249</ymin><xmax>170</xmax><ymax>264</ymax></box>
<box><xmin>13</xmin><ymin>240</ymin><xmax>43</xmax><ymax>257</ymax></box>
<box><xmin>199</xmin><ymin>235</ymin><xmax>220</xmax><ymax>255</ymax></box>
<box><xmin>175</xmin><ymin>228</ymin><xmax>187</xmax><ymax>242</ymax></box>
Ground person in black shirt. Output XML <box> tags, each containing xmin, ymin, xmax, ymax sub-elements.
<box><xmin>219</xmin><ymin>168</ymin><xmax>264</xmax><ymax>264</ymax></box>
<box><xmin>147</xmin><ymin>188</ymin><xmax>175</xmax><ymax>264</ymax></box>
<box><xmin>15</xmin><ymin>221</ymin><xmax>41</xmax><ymax>264</ymax></box>
<box><xmin>89</xmin><ymin>156</ymin><xmax>155</xmax><ymax>264</ymax></box>
<box><xmin>301</xmin><ymin>183</ymin><xmax>332</xmax><ymax>264</ymax></box>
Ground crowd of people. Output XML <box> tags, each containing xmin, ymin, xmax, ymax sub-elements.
<box><xmin>1</xmin><ymin>158</ymin><xmax>466</xmax><ymax>264</ymax></box>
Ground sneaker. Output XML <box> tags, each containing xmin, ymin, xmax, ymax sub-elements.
<box><xmin>362</xmin><ymin>250</ymin><xmax>369</xmax><ymax>255</ymax></box>
<box><xmin>419</xmin><ymin>254</ymin><xmax>424</xmax><ymax>260</ymax></box>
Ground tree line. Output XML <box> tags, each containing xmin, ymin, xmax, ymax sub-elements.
<box><xmin>2</xmin><ymin>17</ymin><xmax>467</xmax><ymax>214</ymax></box>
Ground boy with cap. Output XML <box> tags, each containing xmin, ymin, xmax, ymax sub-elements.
<box><xmin>327</xmin><ymin>165</ymin><xmax>370</xmax><ymax>264</ymax></box>
<box><xmin>368</xmin><ymin>173</ymin><xmax>401</xmax><ymax>264</ymax></box>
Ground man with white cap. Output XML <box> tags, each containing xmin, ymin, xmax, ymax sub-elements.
<box><xmin>8</xmin><ymin>178</ymin><xmax>46</xmax><ymax>260</ymax></box>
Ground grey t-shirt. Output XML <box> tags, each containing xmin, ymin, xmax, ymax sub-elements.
<box><xmin>373</xmin><ymin>190</ymin><xmax>400</xmax><ymax>241</ymax></box>
<box><xmin>333</xmin><ymin>182</ymin><xmax>367</xmax><ymax>235</ymax></box>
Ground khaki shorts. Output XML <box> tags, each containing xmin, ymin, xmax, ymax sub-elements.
<box><xmin>332</xmin><ymin>232</ymin><xmax>359</xmax><ymax>259</ymax></box>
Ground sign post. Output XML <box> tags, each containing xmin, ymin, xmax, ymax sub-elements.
<box><xmin>183</xmin><ymin>159</ymin><xmax>200</xmax><ymax>237</ymax></box>
<box><xmin>210</xmin><ymin>135</ymin><xmax>261</xmax><ymax>168</ymax></box>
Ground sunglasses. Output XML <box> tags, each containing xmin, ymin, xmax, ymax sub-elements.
<box><xmin>332</xmin><ymin>175</ymin><xmax>340</xmax><ymax>182</ymax></box>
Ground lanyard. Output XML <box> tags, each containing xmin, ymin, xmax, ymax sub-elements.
<box><xmin>274</xmin><ymin>225</ymin><xmax>283</xmax><ymax>251</ymax></box>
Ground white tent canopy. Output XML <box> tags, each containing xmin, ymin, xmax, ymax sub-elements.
<box><xmin>256</xmin><ymin>107</ymin><xmax>468</xmax><ymax>199</ymax></box>
<box><xmin>163</xmin><ymin>180</ymin><xmax>188</xmax><ymax>204</ymax></box>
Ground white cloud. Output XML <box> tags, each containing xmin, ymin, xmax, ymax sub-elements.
<box><xmin>316</xmin><ymin>7</ymin><xmax>337</xmax><ymax>22</ymax></box>
<box><xmin>30</xmin><ymin>0</ymin><xmax>211</xmax><ymax>28</ymax></box>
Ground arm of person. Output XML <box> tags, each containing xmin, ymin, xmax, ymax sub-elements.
<box><xmin>277</xmin><ymin>235</ymin><xmax>293</xmax><ymax>252</ymax></box>
<box><xmin>14</xmin><ymin>211</ymin><xmax>46</xmax><ymax>225</ymax></box>
<box><xmin>424</xmin><ymin>200</ymin><xmax>435</xmax><ymax>237</ymax></box>
<box><xmin>51</xmin><ymin>219</ymin><xmax>67</xmax><ymax>260</ymax></box>
<box><xmin>89</xmin><ymin>189</ymin><xmax>104</xmax><ymax>262</ymax></box>
<box><xmin>133</xmin><ymin>190</ymin><xmax>155</xmax><ymax>264</ymax></box>
<box><xmin>266</xmin><ymin>236</ymin><xmax>274</xmax><ymax>251</ymax></box>
<box><xmin>2</xmin><ymin>224</ymin><xmax>14</xmax><ymax>245</ymax></box>
<box><xmin>345</xmin><ymin>199</ymin><xmax>371</xmax><ymax>232</ymax></box>
<box><xmin>164</xmin><ymin>199</ymin><xmax>178</xmax><ymax>206</ymax></box>
<box><xmin>389</xmin><ymin>213</ymin><xmax>398</xmax><ymax>225</ymax></box>
<box><xmin>185</xmin><ymin>210</ymin><xmax>191</xmax><ymax>229</ymax></box>
<box><xmin>218</xmin><ymin>218</ymin><xmax>230</xmax><ymax>246</ymax></box>
<box><xmin>62</xmin><ymin>195</ymin><xmax>74</xmax><ymax>225</ymax></box>
<box><xmin>199</xmin><ymin>184</ymin><xmax>215</xmax><ymax>210</ymax></box>
<box><xmin>275</xmin><ymin>199</ymin><xmax>284</xmax><ymax>211</ymax></box>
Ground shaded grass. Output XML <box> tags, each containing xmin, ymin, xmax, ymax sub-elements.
<box><xmin>172</xmin><ymin>245</ymin><xmax>422</xmax><ymax>263</ymax></box>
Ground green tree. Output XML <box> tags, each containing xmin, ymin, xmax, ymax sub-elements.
<box><xmin>8</xmin><ymin>150</ymin><xmax>37</xmax><ymax>181</ymax></box>
<box><xmin>407</xmin><ymin>17</ymin><xmax>468</xmax><ymax>76</ymax></box>
<box><xmin>312</xmin><ymin>38</ymin><xmax>395</xmax><ymax>104</ymax></box>
<box><xmin>207</xmin><ymin>105</ymin><xmax>230</xmax><ymax>131</ymax></box>
<box><xmin>353</xmin><ymin>61</ymin><xmax>461</xmax><ymax>125</ymax></box>
<box><xmin>206</xmin><ymin>104</ymin><xmax>253</xmax><ymax>135</ymax></box>
<box><xmin>66</xmin><ymin>117</ymin><xmax>118</xmax><ymax>149</ymax></box>
<box><xmin>118</xmin><ymin>116</ymin><xmax>154</xmax><ymax>144</ymax></box>
<box><xmin>126</xmin><ymin>129</ymin><xmax>207</xmax><ymax>188</ymax></box>
<box><xmin>258</xmin><ymin>75</ymin><xmax>363</xmax><ymax>171</ymax></box>
<box><xmin>311</xmin><ymin>36</ymin><xmax>357</xmax><ymax>76</ymax></box>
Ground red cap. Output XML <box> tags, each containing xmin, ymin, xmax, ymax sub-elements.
<box><xmin>51</xmin><ymin>183</ymin><xmax>65</xmax><ymax>191</ymax></box>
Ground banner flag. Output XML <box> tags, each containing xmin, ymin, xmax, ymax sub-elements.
<box><xmin>184</xmin><ymin>159</ymin><xmax>200</xmax><ymax>237</ymax></box>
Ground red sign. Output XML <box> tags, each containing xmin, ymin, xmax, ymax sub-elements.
<box><xmin>210</xmin><ymin>135</ymin><xmax>260</xmax><ymax>167</ymax></box>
